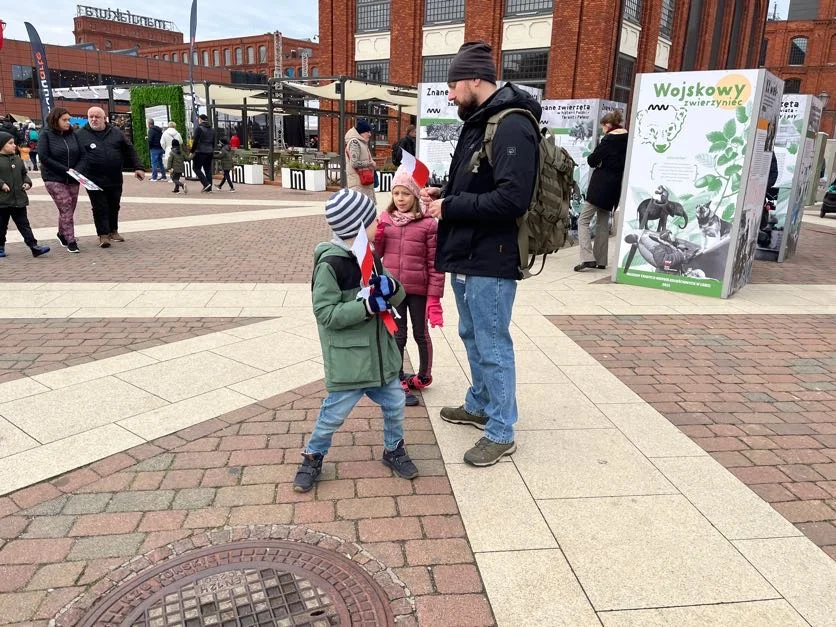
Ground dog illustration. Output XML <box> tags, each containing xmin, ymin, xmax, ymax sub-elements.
<box><xmin>637</xmin><ymin>186</ymin><xmax>688</xmax><ymax>232</ymax></box>
<box><xmin>695</xmin><ymin>202</ymin><xmax>732</xmax><ymax>248</ymax></box>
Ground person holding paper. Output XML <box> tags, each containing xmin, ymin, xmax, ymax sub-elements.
<box><xmin>38</xmin><ymin>107</ymin><xmax>83</xmax><ymax>253</ymax></box>
<box><xmin>76</xmin><ymin>107</ymin><xmax>145</xmax><ymax>248</ymax></box>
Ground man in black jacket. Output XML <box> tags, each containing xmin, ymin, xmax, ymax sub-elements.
<box><xmin>422</xmin><ymin>41</ymin><xmax>540</xmax><ymax>467</ymax></box>
<box><xmin>77</xmin><ymin>107</ymin><xmax>145</xmax><ymax>247</ymax></box>
<box><xmin>191</xmin><ymin>114</ymin><xmax>217</xmax><ymax>192</ymax></box>
<box><xmin>392</xmin><ymin>125</ymin><xmax>416</xmax><ymax>167</ymax></box>
<box><xmin>146</xmin><ymin>119</ymin><xmax>166</xmax><ymax>182</ymax></box>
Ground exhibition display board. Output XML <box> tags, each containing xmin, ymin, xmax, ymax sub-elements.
<box><xmin>539</xmin><ymin>99</ymin><xmax>627</xmax><ymax>194</ymax></box>
<box><xmin>613</xmin><ymin>69</ymin><xmax>783</xmax><ymax>299</ymax></box>
<box><xmin>755</xmin><ymin>94</ymin><xmax>823</xmax><ymax>262</ymax></box>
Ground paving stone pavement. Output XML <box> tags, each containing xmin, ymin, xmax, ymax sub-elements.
<box><xmin>552</xmin><ymin>314</ymin><xmax>836</xmax><ymax>560</ymax></box>
<box><xmin>0</xmin><ymin>318</ymin><xmax>265</xmax><ymax>383</ymax></box>
<box><xmin>0</xmin><ymin>384</ymin><xmax>493</xmax><ymax>626</ymax></box>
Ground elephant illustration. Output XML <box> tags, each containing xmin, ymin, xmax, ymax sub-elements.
<box><xmin>637</xmin><ymin>185</ymin><xmax>688</xmax><ymax>232</ymax></box>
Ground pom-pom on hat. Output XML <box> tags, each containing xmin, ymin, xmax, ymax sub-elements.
<box><xmin>325</xmin><ymin>188</ymin><xmax>377</xmax><ymax>239</ymax></box>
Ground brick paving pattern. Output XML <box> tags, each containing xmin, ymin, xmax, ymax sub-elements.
<box><xmin>749</xmin><ymin>225</ymin><xmax>836</xmax><ymax>284</ymax></box>
<box><xmin>551</xmin><ymin>314</ymin><xmax>836</xmax><ymax>560</ymax></box>
<box><xmin>0</xmin><ymin>318</ymin><xmax>266</xmax><ymax>384</ymax></box>
<box><xmin>0</xmin><ymin>216</ymin><xmax>331</xmax><ymax>283</ymax></box>
<box><xmin>0</xmin><ymin>381</ymin><xmax>494</xmax><ymax>626</ymax></box>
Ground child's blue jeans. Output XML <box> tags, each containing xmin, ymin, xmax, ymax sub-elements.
<box><xmin>304</xmin><ymin>377</ymin><xmax>405</xmax><ymax>456</ymax></box>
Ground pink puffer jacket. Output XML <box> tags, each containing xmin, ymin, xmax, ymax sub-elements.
<box><xmin>374</xmin><ymin>212</ymin><xmax>445</xmax><ymax>298</ymax></box>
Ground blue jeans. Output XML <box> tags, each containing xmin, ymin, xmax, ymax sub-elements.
<box><xmin>304</xmin><ymin>377</ymin><xmax>405</xmax><ymax>456</ymax></box>
<box><xmin>451</xmin><ymin>274</ymin><xmax>518</xmax><ymax>444</ymax></box>
<box><xmin>150</xmin><ymin>148</ymin><xmax>166</xmax><ymax>180</ymax></box>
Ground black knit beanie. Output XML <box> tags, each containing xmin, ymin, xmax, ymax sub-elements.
<box><xmin>447</xmin><ymin>42</ymin><xmax>497</xmax><ymax>84</ymax></box>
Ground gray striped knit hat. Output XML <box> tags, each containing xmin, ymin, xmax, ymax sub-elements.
<box><xmin>325</xmin><ymin>189</ymin><xmax>377</xmax><ymax>239</ymax></box>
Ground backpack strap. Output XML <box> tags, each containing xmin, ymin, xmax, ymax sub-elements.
<box><xmin>467</xmin><ymin>108</ymin><xmax>540</xmax><ymax>173</ymax></box>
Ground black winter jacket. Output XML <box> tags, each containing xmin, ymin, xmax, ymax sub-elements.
<box><xmin>437</xmin><ymin>83</ymin><xmax>541</xmax><ymax>280</ymax></box>
<box><xmin>147</xmin><ymin>125</ymin><xmax>163</xmax><ymax>150</ymax></box>
<box><xmin>76</xmin><ymin>124</ymin><xmax>143</xmax><ymax>189</ymax></box>
<box><xmin>192</xmin><ymin>122</ymin><xmax>216</xmax><ymax>154</ymax></box>
<box><xmin>37</xmin><ymin>128</ymin><xmax>82</xmax><ymax>184</ymax></box>
<box><xmin>585</xmin><ymin>129</ymin><xmax>628</xmax><ymax>212</ymax></box>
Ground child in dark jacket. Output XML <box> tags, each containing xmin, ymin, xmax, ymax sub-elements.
<box><xmin>0</xmin><ymin>132</ymin><xmax>50</xmax><ymax>258</ymax></box>
<box><xmin>293</xmin><ymin>188</ymin><xmax>419</xmax><ymax>493</ymax></box>
<box><xmin>166</xmin><ymin>139</ymin><xmax>187</xmax><ymax>194</ymax></box>
<box><xmin>216</xmin><ymin>138</ymin><xmax>235</xmax><ymax>192</ymax></box>
<box><xmin>374</xmin><ymin>166</ymin><xmax>444</xmax><ymax>406</ymax></box>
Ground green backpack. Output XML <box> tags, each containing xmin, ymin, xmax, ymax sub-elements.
<box><xmin>470</xmin><ymin>108</ymin><xmax>579</xmax><ymax>277</ymax></box>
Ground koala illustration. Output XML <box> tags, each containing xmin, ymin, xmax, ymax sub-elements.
<box><xmin>636</xmin><ymin>106</ymin><xmax>687</xmax><ymax>154</ymax></box>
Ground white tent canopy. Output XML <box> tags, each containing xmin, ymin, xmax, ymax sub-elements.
<box><xmin>284</xmin><ymin>80</ymin><xmax>417</xmax><ymax>106</ymax></box>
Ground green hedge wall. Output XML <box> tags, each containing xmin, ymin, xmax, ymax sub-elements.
<box><xmin>129</xmin><ymin>85</ymin><xmax>187</xmax><ymax>168</ymax></box>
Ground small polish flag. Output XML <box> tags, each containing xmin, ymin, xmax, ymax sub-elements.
<box><xmin>350</xmin><ymin>220</ymin><xmax>374</xmax><ymax>285</ymax></box>
<box><xmin>399</xmin><ymin>149</ymin><xmax>430</xmax><ymax>188</ymax></box>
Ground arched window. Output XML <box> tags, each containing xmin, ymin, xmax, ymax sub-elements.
<box><xmin>829</xmin><ymin>34</ymin><xmax>836</xmax><ymax>64</ymax></box>
<box><xmin>235</xmin><ymin>47</ymin><xmax>243</xmax><ymax>64</ymax></box>
<box><xmin>163</xmin><ymin>53</ymin><xmax>169</xmax><ymax>61</ymax></box>
<box><xmin>312</xmin><ymin>67</ymin><xmax>319</xmax><ymax>77</ymax></box>
<box><xmin>784</xmin><ymin>78</ymin><xmax>802</xmax><ymax>94</ymax></box>
<box><xmin>259</xmin><ymin>45</ymin><xmax>267</xmax><ymax>63</ymax></box>
<box><xmin>247</xmin><ymin>46</ymin><xmax>254</xmax><ymax>64</ymax></box>
<box><xmin>224</xmin><ymin>49</ymin><xmax>231</xmax><ymax>65</ymax></box>
<box><xmin>788</xmin><ymin>36</ymin><xmax>808</xmax><ymax>65</ymax></box>
<box><xmin>213</xmin><ymin>50</ymin><xmax>220</xmax><ymax>66</ymax></box>
<box><xmin>182</xmin><ymin>52</ymin><xmax>189</xmax><ymax>63</ymax></box>
<box><xmin>202</xmin><ymin>50</ymin><xmax>209</xmax><ymax>66</ymax></box>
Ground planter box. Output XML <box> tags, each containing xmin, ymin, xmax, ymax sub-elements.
<box><xmin>375</xmin><ymin>171</ymin><xmax>394</xmax><ymax>192</ymax></box>
<box><xmin>281</xmin><ymin>167</ymin><xmax>326</xmax><ymax>191</ymax></box>
<box><xmin>232</xmin><ymin>164</ymin><xmax>263</xmax><ymax>185</ymax></box>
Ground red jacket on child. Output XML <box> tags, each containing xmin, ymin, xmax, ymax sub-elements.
<box><xmin>374</xmin><ymin>211</ymin><xmax>444</xmax><ymax>298</ymax></box>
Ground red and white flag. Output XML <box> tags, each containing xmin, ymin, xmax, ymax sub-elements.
<box><xmin>399</xmin><ymin>149</ymin><xmax>430</xmax><ymax>188</ymax></box>
<box><xmin>351</xmin><ymin>221</ymin><xmax>398</xmax><ymax>335</ymax></box>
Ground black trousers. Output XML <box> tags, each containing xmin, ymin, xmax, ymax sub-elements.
<box><xmin>0</xmin><ymin>206</ymin><xmax>37</xmax><ymax>247</ymax></box>
<box><xmin>86</xmin><ymin>185</ymin><xmax>122</xmax><ymax>235</ymax></box>
<box><xmin>193</xmin><ymin>153</ymin><xmax>213</xmax><ymax>188</ymax></box>
<box><xmin>394</xmin><ymin>294</ymin><xmax>433</xmax><ymax>380</ymax></box>
<box><xmin>172</xmin><ymin>172</ymin><xmax>184</xmax><ymax>192</ymax></box>
<box><xmin>218</xmin><ymin>169</ymin><xmax>234</xmax><ymax>189</ymax></box>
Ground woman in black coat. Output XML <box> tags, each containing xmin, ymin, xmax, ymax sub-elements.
<box><xmin>575</xmin><ymin>109</ymin><xmax>629</xmax><ymax>271</ymax></box>
<box><xmin>38</xmin><ymin>107</ymin><xmax>83</xmax><ymax>253</ymax></box>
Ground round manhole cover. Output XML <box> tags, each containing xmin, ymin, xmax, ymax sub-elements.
<box><xmin>73</xmin><ymin>540</ymin><xmax>395</xmax><ymax>627</ymax></box>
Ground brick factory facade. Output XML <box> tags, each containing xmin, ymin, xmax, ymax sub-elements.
<box><xmin>763</xmin><ymin>0</ymin><xmax>836</xmax><ymax>136</ymax></box>
<box><xmin>0</xmin><ymin>38</ymin><xmax>227</xmax><ymax>124</ymax></box>
<box><xmin>318</xmin><ymin>0</ymin><xmax>771</xmax><ymax>153</ymax></box>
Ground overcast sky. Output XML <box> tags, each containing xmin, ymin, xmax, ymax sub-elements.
<box><xmin>4</xmin><ymin>1</ymin><xmax>319</xmax><ymax>46</ymax></box>
<box><xmin>768</xmin><ymin>0</ymin><xmax>791</xmax><ymax>19</ymax></box>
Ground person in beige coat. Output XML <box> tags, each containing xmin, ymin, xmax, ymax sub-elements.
<box><xmin>345</xmin><ymin>119</ymin><xmax>376</xmax><ymax>202</ymax></box>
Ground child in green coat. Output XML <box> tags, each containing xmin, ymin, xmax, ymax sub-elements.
<box><xmin>293</xmin><ymin>189</ymin><xmax>419</xmax><ymax>493</ymax></box>
<box><xmin>216</xmin><ymin>138</ymin><xmax>235</xmax><ymax>192</ymax></box>
<box><xmin>166</xmin><ymin>139</ymin><xmax>187</xmax><ymax>194</ymax></box>
<box><xmin>0</xmin><ymin>132</ymin><xmax>50</xmax><ymax>258</ymax></box>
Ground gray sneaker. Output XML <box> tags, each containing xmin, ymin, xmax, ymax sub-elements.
<box><xmin>439</xmin><ymin>405</ymin><xmax>487</xmax><ymax>430</ymax></box>
<box><xmin>464</xmin><ymin>437</ymin><xmax>516</xmax><ymax>466</ymax></box>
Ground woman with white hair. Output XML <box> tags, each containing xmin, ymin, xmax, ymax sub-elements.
<box><xmin>160</xmin><ymin>121</ymin><xmax>183</xmax><ymax>164</ymax></box>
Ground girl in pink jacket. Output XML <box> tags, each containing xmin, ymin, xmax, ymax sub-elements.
<box><xmin>374</xmin><ymin>166</ymin><xmax>445</xmax><ymax>406</ymax></box>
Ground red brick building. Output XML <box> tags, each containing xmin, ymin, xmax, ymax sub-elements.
<box><xmin>763</xmin><ymin>0</ymin><xmax>835</xmax><ymax>135</ymax></box>
<box><xmin>142</xmin><ymin>33</ymin><xmax>322</xmax><ymax>86</ymax></box>
<box><xmin>73</xmin><ymin>5</ymin><xmax>182</xmax><ymax>51</ymax></box>
<box><xmin>0</xmin><ymin>38</ymin><xmax>228</xmax><ymax>124</ymax></box>
<box><xmin>318</xmin><ymin>0</ymin><xmax>771</xmax><ymax>153</ymax></box>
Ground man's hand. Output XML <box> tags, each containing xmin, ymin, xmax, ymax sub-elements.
<box><xmin>420</xmin><ymin>186</ymin><xmax>441</xmax><ymax>204</ymax></box>
<box><xmin>0</xmin><ymin>183</ymin><xmax>10</xmax><ymax>193</ymax></box>
<box><xmin>134</xmin><ymin>170</ymin><xmax>145</xmax><ymax>180</ymax></box>
<box><xmin>22</xmin><ymin>183</ymin><xmax>31</xmax><ymax>191</ymax></box>
<box><xmin>427</xmin><ymin>199</ymin><xmax>444</xmax><ymax>220</ymax></box>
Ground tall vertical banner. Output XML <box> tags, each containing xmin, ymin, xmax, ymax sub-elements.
<box><xmin>24</xmin><ymin>23</ymin><xmax>53</xmax><ymax>123</ymax></box>
<box><xmin>756</xmin><ymin>94</ymin><xmax>823</xmax><ymax>262</ymax></box>
<box><xmin>188</xmin><ymin>0</ymin><xmax>198</xmax><ymax>127</ymax></box>
<box><xmin>613</xmin><ymin>69</ymin><xmax>783</xmax><ymax>299</ymax></box>
<box><xmin>539</xmin><ymin>99</ymin><xmax>628</xmax><ymax>195</ymax></box>
<box><xmin>416</xmin><ymin>83</ymin><xmax>461</xmax><ymax>187</ymax></box>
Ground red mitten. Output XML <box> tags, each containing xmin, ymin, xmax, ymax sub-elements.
<box><xmin>426</xmin><ymin>296</ymin><xmax>443</xmax><ymax>328</ymax></box>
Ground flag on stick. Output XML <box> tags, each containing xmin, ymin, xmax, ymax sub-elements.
<box><xmin>351</xmin><ymin>222</ymin><xmax>398</xmax><ymax>335</ymax></box>
<box><xmin>399</xmin><ymin>150</ymin><xmax>430</xmax><ymax>188</ymax></box>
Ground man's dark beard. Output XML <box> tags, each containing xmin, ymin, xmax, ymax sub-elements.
<box><xmin>457</xmin><ymin>97</ymin><xmax>478</xmax><ymax>121</ymax></box>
